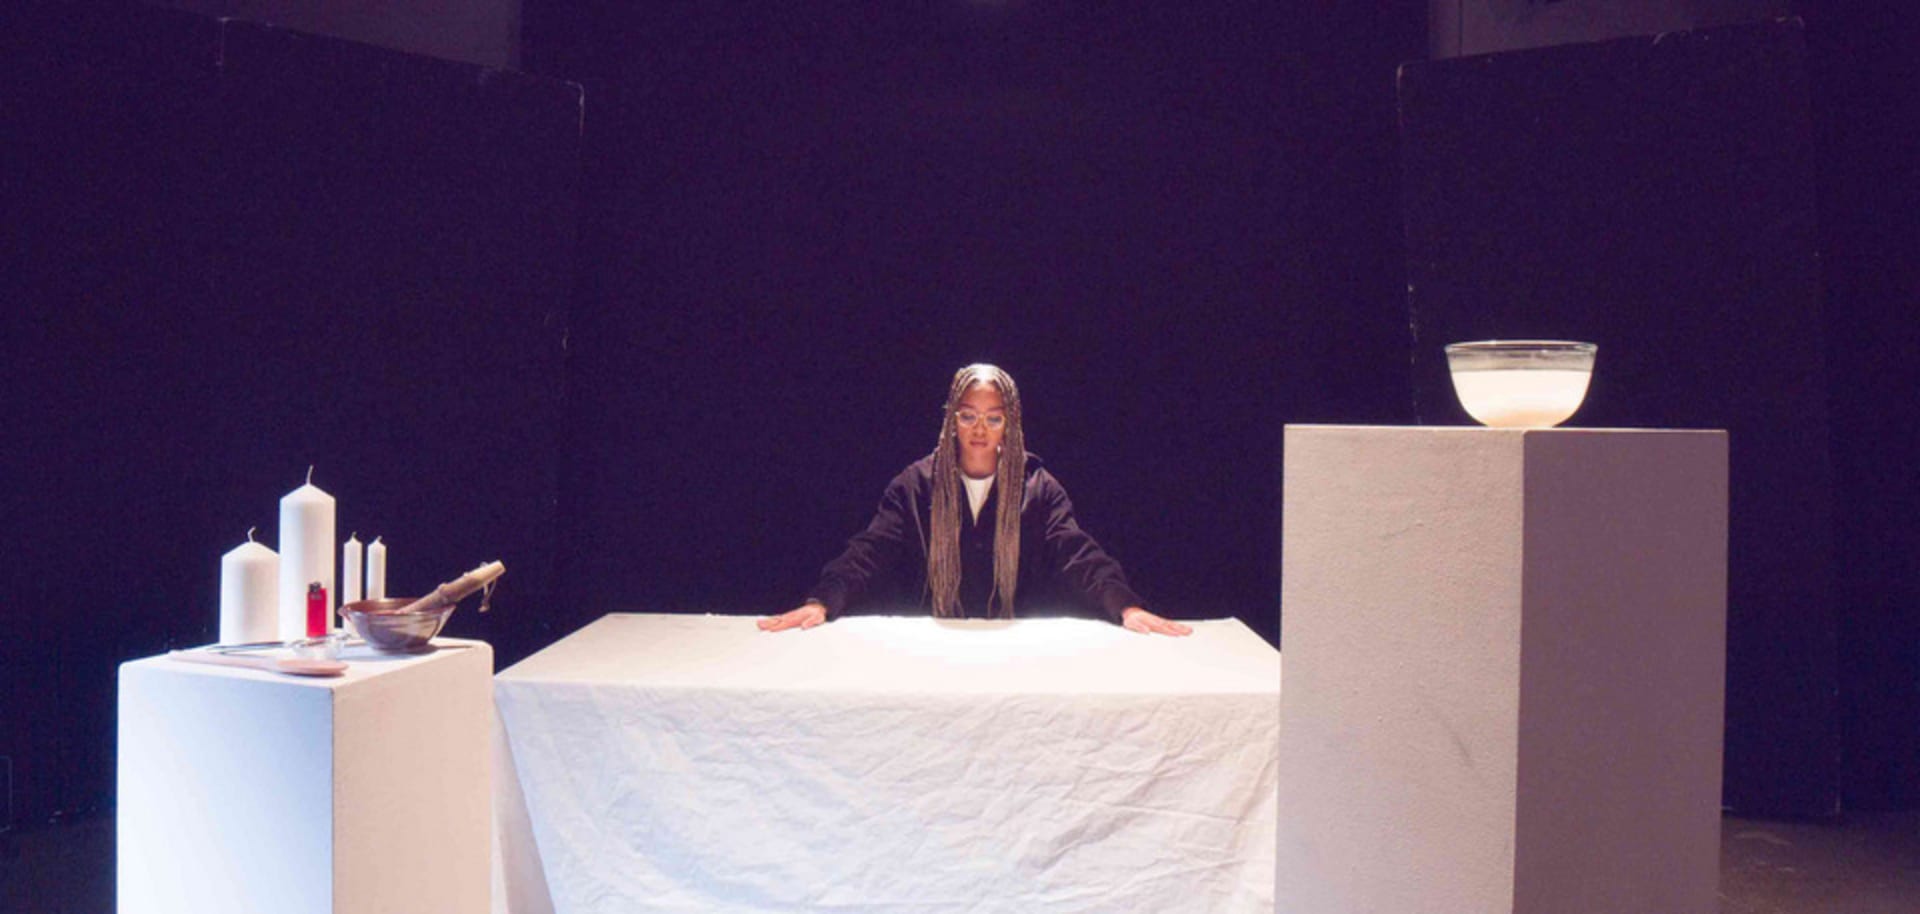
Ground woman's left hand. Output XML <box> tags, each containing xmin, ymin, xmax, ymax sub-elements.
<box><xmin>1121</xmin><ymin>607</ymin><xmax>1193</xmax><ymax>637</ymax></box>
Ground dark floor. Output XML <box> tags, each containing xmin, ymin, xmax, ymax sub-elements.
<box><xmin>1719</xmin><ymin>811</ymin><xmax>1920</xmax><ymax>914</ymax></box>
<box><xmin>2</xmin><ymin>810</ymin><xmax>1915</xmax><ymax>912</ymax></box>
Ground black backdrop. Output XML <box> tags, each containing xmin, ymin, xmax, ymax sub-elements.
<box><xmin>1798</xmin><ymin>0</ymin><xmax>1920</xmax><ymax>814</ymax></box>
<box><xmin>1</xmin><ymin>0</ymin><xmax>1912</xmax><ymax>834</ymax></box>
<box><xmin>530</xmin><ymin>1</ymin><xmax>1426</xmax><ymax>647</ymax></box>
<box><xmin>2</xmin><ymin>4</ymin><xmax>580</xmax><ymax>826</ymax></box>
<box><xmin>1400</xmin><ymin>19</ymin><xmax>1843</xmax><ymax>816</ymax></box>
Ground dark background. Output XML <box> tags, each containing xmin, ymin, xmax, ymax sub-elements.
<box><xmin>0</xmin><ymin>0</ymin><xmax>1911</xmax><ymax>856</ymax></box>
<box><xmin>1</xmin><ymin>3</ymin><xmax>581</xmax><ymax>831</ymax></box>
<box><xmin>1401</xmin><ymin>20</ymin><xmax>1844</xmax><ymax>816</ymax></box>
<box><xmin>533</xmin><ymin>2</ymin><xmax>1419</xmax><ymax>650</ymax></box>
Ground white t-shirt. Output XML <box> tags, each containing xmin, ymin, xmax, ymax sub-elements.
<box><xmin>963</xmin><ymin>474</ymin><xmax>994</xmax><ymax>523</ymax></box>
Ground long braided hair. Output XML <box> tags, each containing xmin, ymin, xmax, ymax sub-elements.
<box><xmin>927</xmin><ymin>364</ymin><xmax>1026</xmax><ymax>618</ymax></box>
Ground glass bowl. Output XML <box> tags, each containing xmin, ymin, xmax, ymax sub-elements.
<box><xmin>288</xmin><ymin>633</ymin><xmax>348</xmax><ymax>661</ymax></box>
<box><xmin>1444</xmin><ymin>340</ymin><xmax>1597</xmax><ymax>428</ymax></box>
<box><xmin>340</xmin><ymin>598</ymin><xmax>455</xmax><ymax>653</ymax></box>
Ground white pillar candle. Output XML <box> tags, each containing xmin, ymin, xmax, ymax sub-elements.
<box><xmin>219</xmin><ymin>528</ymin><xmax>279</xmax><ymax>644</ymax></box>
<box><xmin>278</xmin><ymin>468</ymin><xmax>337</xmax><ymax>639</ymax></box>
<box><xmin>342</xmin><ymin>533</ymin><xmax>364</xmax><ymax>606</ymax></box>
<box><xmin>366</xmin><ymin>535</ymin><xmax>387</xmax><ymax>600</ymax></box>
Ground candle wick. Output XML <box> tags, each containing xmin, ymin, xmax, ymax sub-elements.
<box><xmin>247</xmin><ymin>526</ymin><xmax>257</xmax><ymax>544</ymax></box>
<box><xmin>306</xmin><ymin>465</ymin><xmax>314</xmax><ymax>486</ymax></box>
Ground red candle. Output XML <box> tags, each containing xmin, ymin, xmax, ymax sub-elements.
<box><xmin>306</xmin><ymin>581</ymin><xmax>327</xmax><ymax>639</ymax></box>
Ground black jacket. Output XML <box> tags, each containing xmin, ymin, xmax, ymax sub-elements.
<box><xmin>808</xmin><ymin>452</ymin><xmax>1145</xmax><ymax>622</ymax></box>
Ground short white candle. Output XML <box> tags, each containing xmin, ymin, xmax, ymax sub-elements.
<box><xmin>219</xmin><ymin>529</ymin><xmax>278</xmax><ymax>644</ymax></box>
<box><xmin>342</xmin><ymin>533</ymin><xmax>364</xmax><ymax>606</ymax></box>
<box><xmin>366</xmin><ymin>535</ymin><xmax>387</xmax><ymax>600</ymax></box>
<box><xmin>278</xmin><ymin>468</ymin><xmax>337</xmax><ymax>639</ymax></box>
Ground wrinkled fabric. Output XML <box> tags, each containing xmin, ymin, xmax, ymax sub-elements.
<box><xmin>494</xmin><ymin>614</ymin><xmax>1280</xmax><ymax>914</ymax></box>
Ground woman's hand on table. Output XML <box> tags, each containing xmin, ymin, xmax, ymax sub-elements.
<box><xmin>758</xmin><ymin>602</ymin><xmax>827</xmax><ymax>632</ymax></box>
<box><xmin>1121</xmin><ymin>606</ymin><xmax>1193</xmax><ymax>637</ymax></box>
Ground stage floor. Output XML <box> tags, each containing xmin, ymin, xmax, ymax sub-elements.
<box><xmin>6</xmin><ymin>808</ymin><xmax>1916</xmax><ymax>913</ymax></box>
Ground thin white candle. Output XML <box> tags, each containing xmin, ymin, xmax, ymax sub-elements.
<box><xmin>342</xmin><ymin>533</ymin><xmax>364</xmax><ymax>606</ymax></box>
<box><xmin>366</xmin><ymin>535</ymin><xmax>387</xmax><ymax>600</ymax></box>
<box><xmin>278</xmin><ymin>467</ymin><xmax>337</xmax><ymax>639</ymax></box>
<box><xmin>219</xmin><ymin>528</ymin><xmax>278</xmax><ymax>644</ymax></box>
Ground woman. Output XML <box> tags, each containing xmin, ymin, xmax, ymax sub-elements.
<box><xmin>760</xmin><ymin>364</ymin><xmax>1191</xmax><ymax>636</ymax></box>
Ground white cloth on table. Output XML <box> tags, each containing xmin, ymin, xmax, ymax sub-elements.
<box><xmin>493</xmin><ymin>613</ymin><xmax>1280</xmax><ymax>914</ymax></box>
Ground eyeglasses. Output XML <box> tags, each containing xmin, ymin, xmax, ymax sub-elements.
<box><xmin>954</xmin><ymin>410</ymin><xmax>1006</xmax><ymax>430</ymax></box>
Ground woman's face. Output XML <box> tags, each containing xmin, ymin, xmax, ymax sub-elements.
<box><xmin>954</xmin><ymin>382</ymin><xmax>1007</xmax><ymax>476</ymax></box>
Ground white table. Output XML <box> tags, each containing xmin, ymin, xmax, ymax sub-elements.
<box><xmin>1279</xmin><ymin>426</ymin><xmax>1727</xmax><ymax>914</ymax></box>
<box><xmin>118</xmin><ymin>639</ymin><xmax>494</xmax><ymax>914</ymax></box>
<box><xmin>492</xmin><ymin>613</ymin><xmax>1280</xmax><ymax>914</ymax></box>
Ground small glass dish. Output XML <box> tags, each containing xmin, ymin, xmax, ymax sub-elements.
<box><xmin>1444</xmin><ymin>340</ymin><xmax>1597</xmax><ymax>428</ymax></box>
<box><xmin>287</xmin><ymin>633</ymin><xmax>349</xmax><ymax>661</ymax></box>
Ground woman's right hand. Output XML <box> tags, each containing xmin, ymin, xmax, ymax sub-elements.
<box><xmin>757</xmin><ymin>602</ymin><xmax>827</xmax><ymax>632</ymax></box>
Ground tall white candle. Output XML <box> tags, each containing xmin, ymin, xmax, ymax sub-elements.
<box><xmin>278</xmin><ymin>468</ymin><xmax>336</xmax><ymax>639</ymax></box>
<box><xmin>342</xmin><ymin>533</ymin><xmax>364</xmax><ymax>606</ymax></box>
<box><xmin>219</xmin><ymin>528</ymin><xmax>279</xmax><ymax>644</ymax></box>
<box><xmin>366</xmin><ymin>535</ymin><xmax>387</xmax><ymax>600</ymax></box>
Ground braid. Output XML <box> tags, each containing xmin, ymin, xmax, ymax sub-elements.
<box><xmin>926</xmin><ymin>364</ymin><xmax>1025</xmax><ymax>618</ymax></box>
<box><xmin>929</xmin><ymin>387</ymin><xmax>964</xmax><ymax>617</ymax></box>
<box><xmin>990</xmin><ymin>375</ymin><xmax>1024</xmax><ymax>618</ymax></box>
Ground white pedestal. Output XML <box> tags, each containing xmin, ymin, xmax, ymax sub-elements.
<box><xmin>1278</xmin><ymin>426</ymin><xmax>1727</xmax><ymax>914</ymax></box>
<box><xmin>118</xmin><ymin>640</ymin><xmax>494</xmax><ymax>914</ymax></box>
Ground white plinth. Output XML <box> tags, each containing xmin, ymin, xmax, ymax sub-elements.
<box><xmin>118</xmin><ymin>640</ymin><xmax>494</xmax><ymax>914</ymax></box>
<box><xmin>1278</xmin><ymin>426</ymin><xmax>1727</xmax><ymax>914</ymax></box>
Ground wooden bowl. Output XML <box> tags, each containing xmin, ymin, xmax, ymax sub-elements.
<box><xmin>340</xmin><ymin>598</ymin><xmax>454</xmax><ymax>653</ymax></box>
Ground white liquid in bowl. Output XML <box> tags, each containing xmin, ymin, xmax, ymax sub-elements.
<box><xmin>1449</xmin><ymin>368</ymin><xmax>1592</xmax><ymax>427</ymax></box>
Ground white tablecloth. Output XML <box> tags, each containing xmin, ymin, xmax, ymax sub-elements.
<box><xmin>493</xmin><ymin>613</ymin><xmax>1280</xmax><ymax>914</ymax></box>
